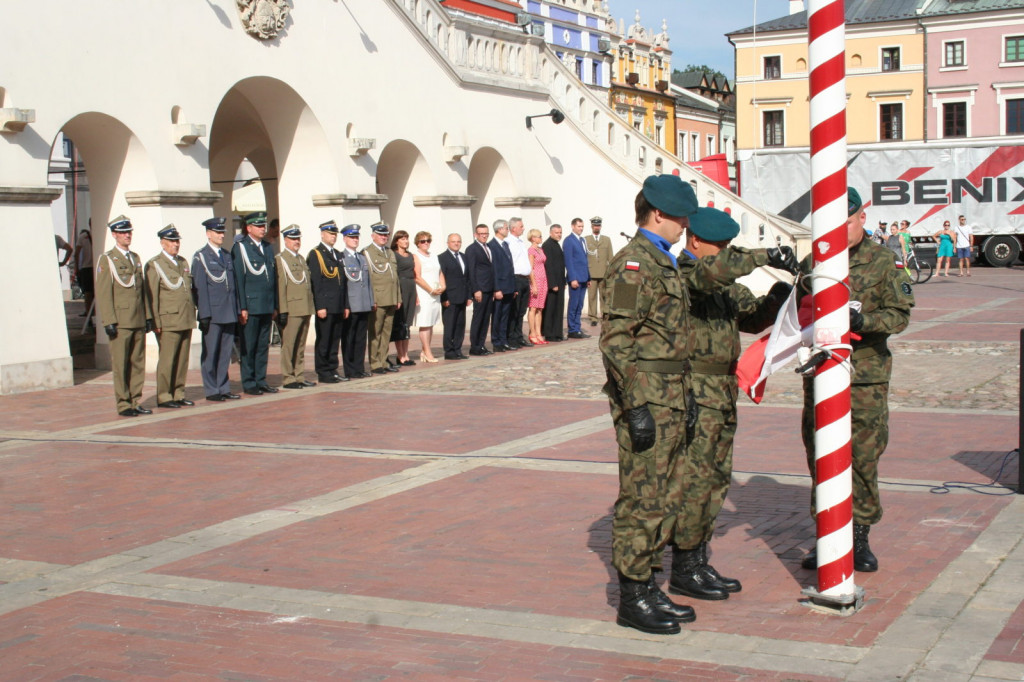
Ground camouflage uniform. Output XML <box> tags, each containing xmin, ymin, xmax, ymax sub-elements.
<box><xmin>799</xmin><ymin>237</ymin><xmax>914</xmax><ymax>525</ymax></box>
<box><xmin>600</xmin><ymin>234</ymin><xmax>771</xmax><ymax>581</ymax></box>
<box><xmin>670</xmin><ymin>257</ymin><xmax>784</xmax><ymax>551</ymax></box>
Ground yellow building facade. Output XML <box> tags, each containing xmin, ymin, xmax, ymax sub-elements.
<box><xmin>609</xmin><ymin>14</ymin><xmax>677</xmax><ymax>156</ymax></box>
<box><xmin>731</xmin><ymin>18</ymin><xmax>925</xmax><ymax>149</ymax></box>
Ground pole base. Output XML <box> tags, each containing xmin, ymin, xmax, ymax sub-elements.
<box><xmin>799</xmin><ymin>585</ymin><xmax>865</xmax><ymax>616</ymax></box>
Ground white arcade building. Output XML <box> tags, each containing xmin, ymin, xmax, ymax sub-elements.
<box><xmin>0</xmin><ymin>0</ymin><xmax>802</xmax><ymax>394</ymax></box>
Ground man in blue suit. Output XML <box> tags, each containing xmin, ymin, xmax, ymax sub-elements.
<box><xmin>563</xmin><ymin>217</ymin><xmax>591</xmax><ymax>338</ymax></box>
<box><xmin>488</xmin><ymin>218</ymin><xmax>517</xmax><ymax>352</ymax></box>
<box><xmin>232</xmin><ymin>211</ymin><xmax>279</xmax><ymax>395</ymax></box>
<box><xmin>192</xmin><ymin>217</ymin><xmax>241</xmax><ymax>401</ymax></box>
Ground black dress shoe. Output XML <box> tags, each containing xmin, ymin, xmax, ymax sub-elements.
<box><xmin>371</xmin><ymin>368</ymin><xmax>388</xmax><ymax>375</ymax></box>
<box><xmin>178</xmin><ymin>399</ymin><xmax>195</xmax><ymax>407</ymax></box>
<box><xmin>469</xmin><ymin>348</ymin><xmax>485</xmax><ymax>356</ymax></box>
<box><xmin>385</xmin><ymin>365</ymin><xmax>400</xmax><ymax>373</ymax></box>
<box><xmin>456</xmin><ymin>352</ymin><xmax>467</xmax><ymax>359</ymax></box>
<box><xmin>401</xmin><ymin>359</ymin><xmax>416</xmax><ymax>366</ymax></box>
<box><xmin>567</xmin><ymin>331</ymin><xmax>591</xmax><ymax>339</ymax></box>
<box><xmin>319</xmin><ymin>375</ymin><xmax>340</xmax><ymax>384</ymax></box>
<box><xmin>244</xmin><ymin>388</ymin><xmax>264</xmax><ymax>395</ymax></box>
<box><xmin>223</xmin><ymin>392</ymin><xmax>241</xmax><ymax>400</ymax></box>
<box><xmin>444</xmin><ymin>353</ymin><xmax>459</xmax><ymax>360</ymax></box>
<box><xmin>206</xmin><ymin>394</ymin><xmax>227</xmax><ymax>402</ymax></box>
<box><xmin>359</xmin><ymin>371</ymin><xmax>373</xmax><ymax>378</ymax></box>
<box><xmin>134</xmin><ymin>406</ymin><xmax>153</xmax><ymax>415</ymax></box>
<box><xmin>301</xmin><ymin>380</ymin><xmax>316</xmax><ymax>387</ymax></box>
<box><xmin>547</xmin><ymin>337</ymin><xmax>564</xmax><ymax>342</ymax></box>
<box><xmin>258</xmin><ymin>385</ymin><xmax>278</xmax><ymax>394</ymax></box>
<box><xmin>519</xmin><ymin>339</ymin><xmax>534</xmax><ymax>347</ymax></box>
<box><xmin>158</xmin><ymin>401</ymin><xmax>181</xmax><ymax>408</ymax></box>
<box><xmin>493</xmin><ymin>345</ymin><xmax>507</xmax><ymax>352</ymax></box>
<box><xmin>284</xmin><ymin>382</ymin><xmax>304</xmax><ymax>389</ymax></box>
<box><xmin>118</xmin><ymin>408</ymin><xmax>138</xmax><ymax>417</ymax></box>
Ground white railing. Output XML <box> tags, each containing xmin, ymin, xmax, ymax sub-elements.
<box><xmin>389</xmin><ymin>0</ymin><xmax>808</xmax><ymax>254</ymax></box>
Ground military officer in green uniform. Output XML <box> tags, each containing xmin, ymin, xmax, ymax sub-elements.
<box><xmin>584</xmin><ymin>216</ymin><xmax>613</xmax><ymax>327</ymax></box>
<box><xmin>232</xmin><ymin>211</ymin><xmax>278</xmax><ymax>395</ymax></box>
<box><xmin>95</xmin><ymin>215</ymin><xmax>153</xmax><ymax>417</ymax></box>
<box><xmin>799</xmin><ymin>188</ymin><xmax>914</xmax><ymax>573</ymax></box>
<box><xmin>667</xmin><ymin>207</ymin><xmax>791</xmax><ymax>601</ymax></box>
<box><xmin>363</xmin><ymin>222</ymin><xmax>402</xmax><ymax>374</ymax></box>
<box><xmin>600</xmin><ymin>175</ymin><xmax>797</xmax><ymax>635</ymax></box>
<box><xmin>145</xmin><ymin>225</ymin><xmax>196</xmax><ymax>408</ymax></box>
<box><xmin>276</xmin><ymin>225</ymin><xmax>316</xmax><ymax>389</ymax></box>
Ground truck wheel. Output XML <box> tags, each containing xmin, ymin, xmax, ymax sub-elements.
<box><xmin>982</xmin><ymin>237</ymin><xmax>1021</xmax><ymax>267</ymax></box>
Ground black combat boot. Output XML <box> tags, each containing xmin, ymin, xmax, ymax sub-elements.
<box><xmin>616</xmin><ymin>574</ymin><xmax>681</xmax><ymax>634</ymax></box>
<box><xmin>699</xmin><ymin>542</ymin><xmax>742</xmax><ymax>593</ymax></box>
<box><xmin>646</xmin><ymin>575</ymin><xmax>696</xmax><ymax>623</ymax></box>
<box><xmin>853</xmin><ymin>524</ymin><xmax>878</xmax><ymax>572</ymax></box>
<box><xmin>668</xmin><ymin>547</ymin><xmax>729</xmax><ymax>600</ymax></box>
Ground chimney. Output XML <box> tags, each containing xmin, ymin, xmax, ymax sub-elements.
<box><xmin>790</xmin><ymin>0</ymin><xmax>805</xmax><ymax>14</ymax></box>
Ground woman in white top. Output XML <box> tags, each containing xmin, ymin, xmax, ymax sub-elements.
<box><xmin>412</xmin><ymin>230</ymin><xmax>445</xmax><ymax>363</ymax></box>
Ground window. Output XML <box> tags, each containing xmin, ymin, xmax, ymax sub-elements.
<box><xmin>944</xmin><ymin>41</ymin><xmax>964</xmax><ymax>67</ymax></box>
<box><xmin>763</xmin><ymin>56</ymin><xmax>781</xmax><ymax>80</ymax></box>
<box><xmin>880</xmin><ymin>103</ymin><xmax>903</xmax><ymax>140</ymax></box>
<box><xmin>691</xmin><ymin>133</ymin><xmax>699</xmax><ymax>160</ymax></box>
<box><xmin>654</xmin><ymin>124</ymin><xmax>662</xmax><ymax>146</ymax></box>
<box><xmin>1008</xmin><ymin>99</ymin><xmax>1024</xmax><ymax>135</ymax></box>
<box><xmin>943</xmin><ymin>102</ymin><xmax>967</xmax><ymax>138</ymax></box>
<box><xmin>763</xmin><ymin>110</ymin><xmax>784</xmax><ymax>147</ymax></box>
<box><xmin>592</xmin><ymin>61</ymin><xmax>600</xmax><ymax>86</ymax></box>
<box><xmin>882</xmin><ymin>47</ymin><xmax>901</xmax><ymax>72</ymax></box>
<box><xmin>1007</xmin><ymin>36</ymin><xmax>1024</xmax><ymax>62</ymax></box>
<box><xmin>575</xmin><ymin>58</ymin><xmax>583</xmax><ymax>81</ymax></box>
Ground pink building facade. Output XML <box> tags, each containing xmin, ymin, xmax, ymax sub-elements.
<box><xmin>924</xmin><ymin>2</ymin><xmax>1024</xmax><ymax>140</ymax></box>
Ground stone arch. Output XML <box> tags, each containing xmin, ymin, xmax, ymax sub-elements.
<box><xmin>466</xmin><ymin>147</ymin><xmax>516</xmax><ymax>226</ymax></box>
<box><xmin>208</xmin><ymin>76</ymin><xmax>335</xmax><ymax>234</ymax></box>
<box><xmin>376</xmin><ymin>139</ymin><xmax>435</xmax><ymax>229</ymax></box>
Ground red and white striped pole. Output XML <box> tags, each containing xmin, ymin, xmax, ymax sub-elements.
<box><xmin>806</xmin><ymin>0</ymin><xmax>856</xmax><ymax>603</ymax></box>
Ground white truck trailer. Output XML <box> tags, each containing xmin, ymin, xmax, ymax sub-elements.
<box><xmin>737</xmin><ymin>142</ymin><xmax>1024</xmax><ymax>266</ymax></box>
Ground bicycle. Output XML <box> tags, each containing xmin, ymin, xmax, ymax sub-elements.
<box><xmin>904</xmin><ymin>247</ymin><xmax>933</xmax><ymax>284</ymax></box>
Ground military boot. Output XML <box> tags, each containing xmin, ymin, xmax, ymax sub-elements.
<box><xmin>700</xmin><ymin>542</ymin><xmax>741</xmax><ymax>593</ymax></box>
<box><xmin>801</xmin><ymin>547</ymin><xmax>817</xmax><ymax>570</ymax></box>
<box><xmin>668</xmin><ymin>547</ymin><xmax>729</xmax><ymax>600</ymax></box>
<box><xmin>853</xmin><ymin>524</ymin><xmax>878</xmax><ymax>572</ymax></box>
<box><xmin>646</xmin><ymin>575</ymin><xmax>696</xmax><ymax>623</ymax></box>
<box><xmin>616</xmin><ymin>574</ymin><xmax>681</xmax><ymax>634</ymax></box>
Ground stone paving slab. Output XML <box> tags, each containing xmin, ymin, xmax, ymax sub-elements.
<box><xmin>0</xmin><ymin>441</ymin><xmax>414</xmax><ymax>565</ymax></box>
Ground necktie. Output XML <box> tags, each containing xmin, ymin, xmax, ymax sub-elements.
<box><xmin>484</xmin><ymin>244</ymin><xmax>492</xmax><ymax>262</ymax></box>
<box><xmin>218</xmin><ymin>249</ymin><xmax>225</xmax><ymax>266</ymax></box>
<box><xmin>502</xmin><ymin>241</ymin><xmax>511</xmax><ymax>260</ymax></box>
<box><xmin>455</xmin><ymin>252</ymin><xmax>464</xmax><ymax>273</ymax></box>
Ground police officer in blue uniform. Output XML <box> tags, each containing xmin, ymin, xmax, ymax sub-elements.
<box><xmin>339</xmin><ymin>224</ymin><xmax>374</xmax><ymax>379</ymax></box>
<box><xmin>232</xmin><ymin>211</ymin><xmax>279</xmax><ymax>395</ymax></box>
<box><xmin>192</xmin><ymin>217</ymin><xmax>240</xmax><ymax>401</ymax></box>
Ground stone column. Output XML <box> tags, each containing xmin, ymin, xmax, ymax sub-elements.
<box><xmin>0</xmin><ymin>187</ymin><xmax>74</xmax><ymax>394</ymax></box>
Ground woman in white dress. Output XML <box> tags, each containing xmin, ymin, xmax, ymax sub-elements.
<box><xmin>412</xmin><ymin>230</ymin><xmax>445</xmax><ymax>363</ymax></box>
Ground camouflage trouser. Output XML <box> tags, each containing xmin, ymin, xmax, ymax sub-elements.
<box><xmin>802</xmin><ymin>381</ymin><xmax>889</xmax><ymax>526</ymax></box>
<box><xmin>609</xmin><ymin>400</ymin><xmax>688</xmax><ymax>581</ymax></box>
<box><xmin>670</xmin><ymin>403</ymin><xmax>737</xmax><ymax>550</ymax></box>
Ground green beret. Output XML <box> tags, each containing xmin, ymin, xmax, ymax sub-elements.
<box><xmin>642</xmin><ymin>174</ymin><xmax>698</xmax><ymax>218</ymax></box>
<box><xmin>847</xmin><ymin>187</ymin><xmax>863</xmax><ymax>216</ymax></box>
<box><xmin>688</xmin><ymin>207</ymin><xmax>739</xmax><ymax>242</ymax></box>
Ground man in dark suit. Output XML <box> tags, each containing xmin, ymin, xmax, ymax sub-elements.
<box><xmin>563</xmin><ymin>217</ymin><xmax>591</xmax><ymax>339</ymax></box>
<box><xmin>488</xmin><ymin>219</ymin><xmax>517</xmax><ymax>352</ymax></box>
<box><xmin>438</xmin><ymin>233</ymin><xmax>472</xmax><ymax>360</ymax></box>
<box><xmin>465</xmin><ymin>223</ymin><xmax>495</xmax><ymax>355</ymax></box>
<box><xmin>307</xmin><ymin>220</ymin><xmax>349</xmax><ymax>383</ymax></box>
<box><xmin>193</xmin><ymin>217</ymin><xmax>241</xmax><ymax>402</ymax></box>
<box><xmin>541</xmin><ymin>224</ymin><xmax>566</xmax><ymax>342</ymax></box>
<box><xmin>232</xmin><ymin>211</ymin><xmax>279</xmax><ymax>395</ymax></box>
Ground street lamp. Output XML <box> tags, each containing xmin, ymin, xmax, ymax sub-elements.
<box><xmin>525</xmin><ymin>108</ymin><xmax>565</xmax><ymax>130</ymax></box>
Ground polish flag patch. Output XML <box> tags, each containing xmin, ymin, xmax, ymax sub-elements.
<box><xmin>625</xmin><ymin>261</ymin><xmax>640</xmax><ymax>271</ymax></box>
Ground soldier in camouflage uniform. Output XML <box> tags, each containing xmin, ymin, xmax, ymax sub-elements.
<box><xmin>799</xmin><ymin>188</ymin><xmax>914</xmax><ymax>573</ymax></box>
<box><xmin>600</xmin><ymin>175</ymin><xmax>797</xmax><ymax>635</ymax></box>
<box><xmin>667</xmin><ymin>207</ymin><xmax>792</xmax><ymax>601</ymax></box>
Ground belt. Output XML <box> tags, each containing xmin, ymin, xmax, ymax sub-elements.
<box><xmin>515</xmin><ymin>274</ymin><xmax>530</xmax><ymax>280</ymax></box>
<box><xmin>851</xmin><ymin>342</ymin><xmax>888</xmax><ymax>360</ymax></box>
<box><xmin>636</xmin><ymin>359</ymin><xmax>691</xmax><ymax>374</ymax></box>
<box><xmin>691</xmin><ymin>360</ymin><xmax>735</xmax><ymax>375</ymax></box>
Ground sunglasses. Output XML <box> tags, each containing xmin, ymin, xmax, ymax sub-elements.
<box><xmin>419</xmin><ymin>239</ymin><xmax>432</xmax><ymax>244</ymax></box>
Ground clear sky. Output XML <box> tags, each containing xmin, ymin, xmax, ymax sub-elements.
<box><xmin>607</xmin><ymin>0</ymin><xmax>794</xmax><ymax>78</ymax></box>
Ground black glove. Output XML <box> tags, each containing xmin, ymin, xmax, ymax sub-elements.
<box><xmin>627</xmin><ymin>405</ymin><xmax>656</xmax><ymax>453</ymax></box>
<box><xmin>685</xmin><ymin>389</ymin><xmax>698</xmax><ymax>443</ymax></box>
<box><xmin>198</xmin><ymin>317</ymin><xmax>211</xmax><ymax>334</ymax></box>
<box><xmin>765</xmin><ymin>246</ymin><xmax>798</xmax><ymax>274</ymax></box>
<box><xmin>104</xmin><ymin>324</ymin><xmax>118</xmax><ymax>339</ymax></box>
<box><xmin>145</xmin><ymin>319</ymin><xmax>155</xmax><ymax>333</ymax></box>
<box><xmin>278</xmin><ymin>313</ymin><xmax>289</xmax><ymax>329</ymax></box>
<box><xmin>850</xmin><ymin>308</ymin><xmax>864</xmax><ymax>333</ymax></box>
<box><xmin>767</xmin><ymin>281</ymin><xmax>793</xmax><ymax>303</ymax></box>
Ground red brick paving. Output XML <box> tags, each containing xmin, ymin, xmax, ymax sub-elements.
<box><xmin>0</xmin><ymin>442</ymin><xmax>413</xmax><ymax>564</ymax></box>
<box><xmin>0</xmin><ymin>592</ymin><xmax>839</xmax><ymax>682</ymax></box>
<box><xmin>105</xmin><ymin>392</ymin><xmax>608</xmax><ymax>454</ymax></box>
<box><xmin>154</xmin><ymin>465</ymin><xmax>1009</xmax><ymax>648</ymax></box>
<box><xmin>902</xmin><ymin>323</ymin><xmax>1021</xmax><ymax>342</ymax></box>
<box><xmin>986</xmin><ymin>600</ymin><xmax>1024</xmax><ymax>664</ymax></box>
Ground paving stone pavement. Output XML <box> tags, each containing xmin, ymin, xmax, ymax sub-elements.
<box><xmin>0</xmin><ymin>266</ymin><xmax>1022</xmax><ymax>681</ymax></box>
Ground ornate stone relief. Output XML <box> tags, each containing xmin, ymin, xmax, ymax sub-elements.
<box><xmin>237</xmin><ymin>0</ymin><xmax>289</xmax><ymax>40</ymax></box>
